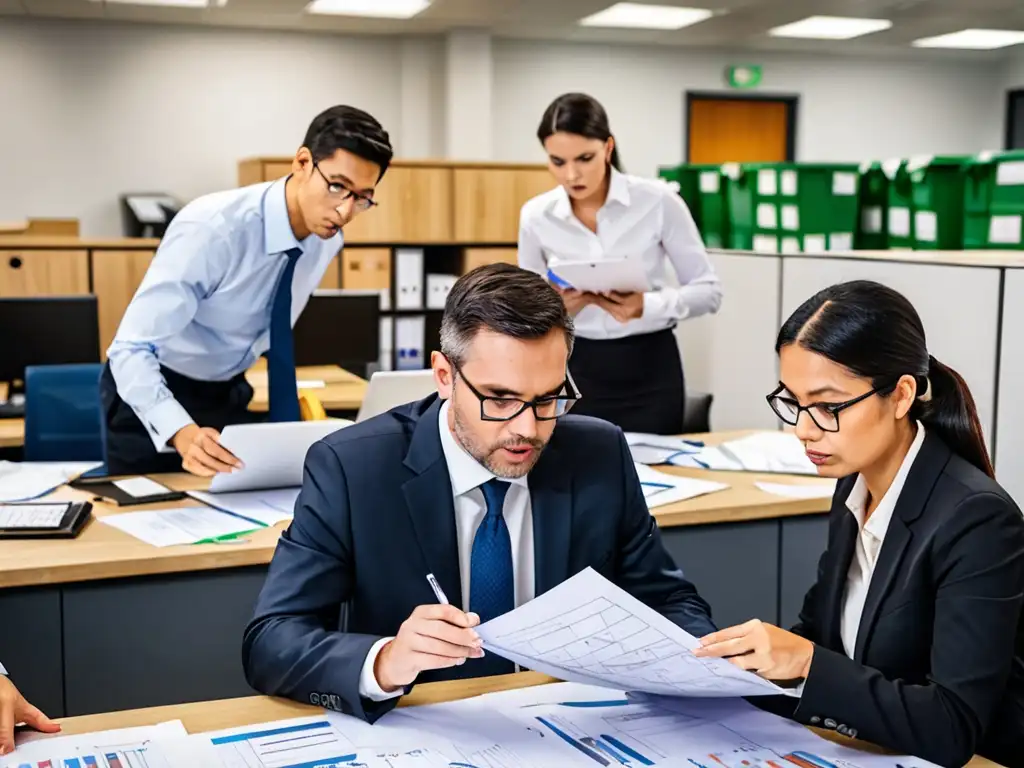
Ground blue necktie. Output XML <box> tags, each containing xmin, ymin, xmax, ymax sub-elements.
<box><xmin>469</xmin><ymin>478</ymin><xmax>516</xmax><ymax>676</ymax></box>
<box><xmin>267</xmin><ymin>247</ymin><xmax>301</xmax><ymax>423</ymax></box>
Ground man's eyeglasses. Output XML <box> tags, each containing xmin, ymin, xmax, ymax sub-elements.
<box><xmin>766</xmin><ymin>381</ymin><xmax>894</xmax><ymax>433</ymax></box>
<box><xmin>313</xmin><ymin>163</ymin><xmax>377</xmax><ymax>212</ymax></box>
<box><xmin>455</xmin><ymin>366</ymin><xmax>582</xmax><ymax>422</ymax></box>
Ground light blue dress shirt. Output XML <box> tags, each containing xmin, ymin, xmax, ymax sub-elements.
<box><xmin>107</xmin><ymin>177</ymin><xmax>341</xmax><ymax>452</ymax></box>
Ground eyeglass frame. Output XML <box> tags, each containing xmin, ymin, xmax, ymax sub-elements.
<box><xmin>765</xmin><ymin>381</ymin><xmax>896</xmax><ymax>433</ymax></box>
<box><xmin>452</xmin><ymin>363</ymin><xmax>582</xmax><ymax>422</ymax></box>
<box><xmin>312</xmin><ymin>162</ymin><xmax>378</xmax><ymax>211</ymax></box>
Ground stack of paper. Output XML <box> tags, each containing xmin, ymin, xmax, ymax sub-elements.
<box><xmin>634</xmin><ymin>463</ymin><xmax>728</xmax><ymax>509</ymax></box>
<box><xmin>0</xmin><ymin>461</ymin><xmax>102</xmax><ymax>502</ymax></box>
<box><xmin>624</xmin><ymin>433</ymin><xmax>704</xmax><ymax>465</ymax></box>
<box><xmin>673</xmin><ymin>431</ymin><xmax>818</xmax><ymax>475</ymax></box>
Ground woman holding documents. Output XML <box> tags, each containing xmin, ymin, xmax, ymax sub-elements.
<box><xmin>695</xmin><ymin>280</ymin><xmax>1024</xmax><ymax>767</ymax></box>
<box><xmin>518</xmin><ymin>92</ymin><xmax>722</xmax><ymax>435</ymax></box>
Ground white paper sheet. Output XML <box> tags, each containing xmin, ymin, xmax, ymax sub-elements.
<box><xmin>756</xmin><ymin>203</ymin><xmax>777</xmax><ymax>229</ymax></box>
<box><xmin>5</xmin><ymin>721</ymin><xmax>191</xmax><ymax>767</ymax></box>
<box><xmin>0</xmin><ymin>461</ymin><xmax>102</xmax><ymax>502</ymax></box>
<box><xmin>210</xmin><ymin>420</ymin><xmax>349</xmax><ymax>493</ymax></box>
<box><xmin>832</xmin><ymin>171</ymin><xmax>858</xmax><ymax>196</ymax></box>
<box><xmin>757</xmin><ymin>169</ymin><xmax>777</xmax><ymax>196</ymax></box>
<box><xmin>100</xmin><ymin>507</ymin><xmax>262</xmax><ymax>547</ymax></box>
<box><xmin>756</xmin><ymin>480</ymin><xmax>836</xmax><ymax>499</ymax></box>
<box><xmin>624</xmin><ymin>433</ymin><xmax>703</xmax><ymax>465</ymax></box>
<box><xmin>634</xmin><ymin>463</ymin><xmax>728</xmax><ymax>509</ymax></box>
<box><xmin>699</xmin><ymin>171</ymin><xmax>720</xmax><ymax>193</ymax></box>
<box><xmin>671</xmin><ymin>432</ymin><xmax>818</xmax><ymax>476</ymax></box>
<box><xmin>189</xmin><ymin>487</ymin><xmax>299</xmax><ymax>527</ymax></box>
<box><xmin>114</xmin><ymin>476</ymin><xmax>173</xmax><ymax>498</ymax></box>
<box><xmin>476</xmin><ymin>568</ymin><xmax>787</xmax><ymax>699</ymax></box>
<box><xmin>547</xmin><ymin>258</ymin><xmax>651</xmax><ymax>294</ymax></box>
<box><xmin>781</xmin><ymin>204</ymin><xmax>799</xmax><ymax>231</ymax></box>
<box><xmin>997</xmin><ymin>160</ymin><xmax>1024</xmax><ymax>186</ymax></box>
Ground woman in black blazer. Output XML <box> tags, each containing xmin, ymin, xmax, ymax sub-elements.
<box><xmin>695</xmin><ymin>280</ymin><xmax>1024</xmax><ymax>768</ymax></box>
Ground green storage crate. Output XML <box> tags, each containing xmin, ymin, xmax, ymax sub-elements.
<box><xmin>658</xmin><ymin>164</ymin><xmax>730</xmax><ymax>248</ymax></box>
<box><xmin>854</xmin><ymin>161</ymin><xmax>889</xmax><ymax>250</ymax></box>
<box><xmin>963</xmin><ymin>150</ymin><xmax>1024</xmax><ymax>250</ymax></box>
<box><xmin>886</xmin><ymin>155</ymin><xmax>970</xmax><ymax>250</ymax></box>
<box><xmin>725</xmin><ymin>162</ymin><xmax>860</xmax><ymax>254</ymax></box>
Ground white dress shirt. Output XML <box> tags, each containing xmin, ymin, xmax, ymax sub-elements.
<box><xmin>0</xmin><ymin>659</ymin><xmax>6</xmax><ymax>676</ymax></box>
<box><xmin>358</xmin><ymin>400</ymin><xmax>535</xmax><ymax>700</ymax></box>
<box><xmin>839</xmin><ymin>422</ymin><xmax>926</xmax><ymax>658</ymax></box>
<box><xmin>518</xmin><ymin>168</ymin><xmax>722</xmax><ymax>341</ymax></box>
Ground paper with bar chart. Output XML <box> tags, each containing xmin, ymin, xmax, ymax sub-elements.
<box><xmin>1</xmin><ymin>721</ymin><xmax>197</xmax><ymax>768</ymax></box>
<box><xmin>475</xmin><ymin>568</ymin><xmax>788</xmax><ymax>699</ymax></box>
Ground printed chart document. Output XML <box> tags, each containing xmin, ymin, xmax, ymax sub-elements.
<box><xmin>672</xmin><ymin>432</ymin><xmax>818</xmax><ymax>476</ymax></box>
<box><xmin>476</xmin><ymin>568</ymin><xmax>789</xmax><ymax>699</ymax></box>
<box><xmin>2</xmin><ymin>721</ymin><xmax>198</xmax><ymax>768</ymax></box>
<box><xmin>189</xmin><ymin>487</ymin><xmax>300</xmax><ymax>527</ymax></box>
<box><xmin>634</xmin><ymin>463</ymin><xmax>728</xmax><ymax>509</ymax></box>
<box><xmin>0</xmin><ymin>461</ymin><xmax>102</xmax><ymax>502</ymax></box>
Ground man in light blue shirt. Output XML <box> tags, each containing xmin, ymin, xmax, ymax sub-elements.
<box><xmin>102</xmin><ymin>105</ymin><xmax>393</xmax><ymax>476</ymax></box>
<box><xmin>0</xmin><ymin>660</ymin><xmax>61</xmax><ymax>756</ymax></box>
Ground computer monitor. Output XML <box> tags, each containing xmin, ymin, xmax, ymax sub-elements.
<box><xmin>0</xmin><ymin>296</ymin><xmax>100</xmax><ymax>388</ymax></box>
<box><xmin>293</xmin><ymin>290</ymin><xmax>381</xmax><ymax>376</ymax></box>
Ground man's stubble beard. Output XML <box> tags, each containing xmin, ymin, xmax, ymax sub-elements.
<box><xmin>451</xmin><ymin>398</ymin><xmax>546</xmax><ymax>479</ymax></box>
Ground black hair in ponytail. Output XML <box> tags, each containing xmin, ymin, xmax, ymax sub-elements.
<box><xmin>537</xmin><ymin>93</ymin><xmax>623</xmax><ymax>172</ymax></box>
<box><xmin>776</xmin><ymin>280</ymin><xmax>994</xmax><ymax>478</ymax></box>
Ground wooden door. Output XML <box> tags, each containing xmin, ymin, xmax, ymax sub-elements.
<box><xmin>688</xmin><ymin>98</ymin><xmax>791</xmax><ymax>164</ymax></box>
<box><xmin>0</xmin><ymin>250</ymin><xmax>89</xmax><ymax>296</ymax></box>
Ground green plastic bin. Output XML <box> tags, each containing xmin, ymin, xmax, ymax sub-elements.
<box><xmin>887</xmin><ymin>155</ymin><xmax>970</xmax><ymax>250</ymax></box>
<box><xmin>658</xmin><ymin>164</ymin><xmax>730</xmax><ymax>248</ymax></box>
<box><xmin>854</xmin><ymin>161</ymin><xmax>889</xmax><ymax>250</ymax></box>
<box><xmin>963</xmin><ymin>150</ymin><xmax>1024</xmax><ymax>250</ymax></box>
<box><xmin>725</xmin><ymin>162</ymin><xmax>860</xmax><ymax>254</ymax></box>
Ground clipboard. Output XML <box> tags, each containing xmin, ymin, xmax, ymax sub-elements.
<box><xmin>547</xmin><ymin>259</ymin><xmax>650</xmax><ymax>294</ymax></box>
<box><xmin>0</xmin><ymin>500</ymin><xmax>93</xmax><ymax>539</ymax></box>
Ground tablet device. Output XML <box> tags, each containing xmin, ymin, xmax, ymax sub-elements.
<box><xmin>547</xmin><ymin>258</ymin><xmax>650</xmax><ymax>294</ymax></box>
<box><xmin>0</xmin><ymin>500</ymin><xmax>93</xmax><ymax>539</ymax></box>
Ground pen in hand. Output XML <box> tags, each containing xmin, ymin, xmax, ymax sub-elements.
<box><xmin>426</xmin><ymin>573</ymin><xmax>450</xmax><ymax>605</ymax></box>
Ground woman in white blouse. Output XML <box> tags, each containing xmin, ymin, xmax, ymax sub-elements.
<box><xmin>695</xmin><ymin>281</ymin><xmax>1024</xmax><ymax>768</ymax></box>
<box><xmin>517</xmin><ymin>92</ymin><xmax>722</xmax><ymax>435</ymax></box>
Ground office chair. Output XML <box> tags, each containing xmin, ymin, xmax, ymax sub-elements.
<box><xmin>24</xmin><ymin>363</ymin><xmax>105</xmax><ymax>462</ymax></box>
<box><xmin>682</xmin><ymin>391</ymin><xmax>714</xmax><ymax>434</ymax></box>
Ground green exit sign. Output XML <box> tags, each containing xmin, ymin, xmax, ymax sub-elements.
<box><xmin>726</xmin><ymin>64</ymin><xmax>763</xmax><ymax>89</ymax></box>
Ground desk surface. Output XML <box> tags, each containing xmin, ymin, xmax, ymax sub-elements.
<box><xmin>48</xmin><ymin>672</ymin><xmax>1001</xmax><ymax>767</ymax></box>
<box><xmin>0</xmin><ymin>430</ymin><xmax>831</xmax><ymax>589</ymax></box>
<box><xmin>0</xmin><ymin>365</ymin><xmax>367</xmax><ymax>450</ymax></box>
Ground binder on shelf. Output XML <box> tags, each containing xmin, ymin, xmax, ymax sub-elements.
<box><xmin>426</xmin><ymin>274</ymin><xmax>458</xmax><ymax>310</ymax></box>
<box><xmin>380</xmin><ymin>316</ymin><xmax>394</xmax><ymax>372</ymax></box>
<box><xmin>396</xmin><ymin>315</ymin><xmax>426</xmax><ymax>371</ymax></box>
<box><xmin>395</xmin><ymin>248</ymin><xmax>424</xmax><ymax>310</ymax></box>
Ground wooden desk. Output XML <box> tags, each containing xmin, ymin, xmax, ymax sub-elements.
<box><xmin>0</xmin><ymin>430</ymin><xmax>829</xmax><ymax>720</ymax></box>
<box><xmin>0</xmin><ymin>364</ymin><xmax>367</xmax><ymax>451</ymax></box>
<box><xmin>49</xmin><ymin>672</ymin><xmax>1003</xmax><ymax>767</ymax></box>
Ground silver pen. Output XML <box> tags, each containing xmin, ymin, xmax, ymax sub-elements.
<box><xmin>426</xmin><ymin>573</ymin><xmax>450</xmax><ymax>605</ymax></box>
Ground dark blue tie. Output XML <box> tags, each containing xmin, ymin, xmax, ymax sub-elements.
<box><xmin>267</xmin><ymin>247</ymin><xmax>301</xmax><ymax>423</ymax></box>
<box><xmin>469</xmin><ymin>478</ymin><xmax>516</xmax><ymax>676</ymax></box>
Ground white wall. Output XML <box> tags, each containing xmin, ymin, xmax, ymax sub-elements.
<box><xmin>0</xmin><ymin>16</ymin><xmax>1006</xmax><ymax>235</ymax></box>
<box><xmin>0</xmin><ymin>17</ymin><xmax>406</xmax><ymax>235</ymax></box>
<box><xmin>492</xmin><ymin>39</ymin><xmax>1003</xmax><ymax>178</ymax></box>
<box><xmin>1002</xmin><ymin>49</ymin><xmax>1024</xmax><ymax>89</ymax></box>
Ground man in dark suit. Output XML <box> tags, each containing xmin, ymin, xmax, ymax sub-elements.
<box><xmin>242</xmin><ymin>262</ymin><xmax>716</xmax><ymax>723</ymax></box>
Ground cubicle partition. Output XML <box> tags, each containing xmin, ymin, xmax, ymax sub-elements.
<box><xmin>692</xmin><ymin>249</ymin><xmax>1024</xmax><ymax>502</ymax></box>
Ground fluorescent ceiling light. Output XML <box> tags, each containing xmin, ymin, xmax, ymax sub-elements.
<box><xmin>769</xmin><ymin>15</ymin><xmax>892</xmax><ymax>40</ymax></box>
<box><xmin>912</xmin><ymin>29</ymin><xmax>1024</xmax><ymax>49</ymax></box>
<box><xmin>305</xmin><ymin>0</ymin><xmax>431</xmax><ymax>18</ymax></box>
<box><xmin>579</xmin><ymin>3</ymin><xmax>714</xmax><ymax>30</ymax></box>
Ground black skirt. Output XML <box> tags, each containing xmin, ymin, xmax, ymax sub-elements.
<box><xmin>568</xmin><ymin>328</ymin><xmax>684</xmax><ymax>435</ymax></box>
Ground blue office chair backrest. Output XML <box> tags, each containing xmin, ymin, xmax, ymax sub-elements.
<box><xmin>24</xmin><ymin>363</ymin><xmax>105</xmax><ymax>462</ymax></box>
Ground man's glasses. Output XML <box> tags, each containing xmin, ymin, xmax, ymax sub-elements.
<box><xmin>766</xmin><ymin>382</ymin><xmax>894</xmax><ymax>433</ymax></box>
<box><xmin>455</xmin><ymin>366</ymin><xmax>582</xmax><ymax>422</ymax></box>
<box><xmin>313</xmin><ymin>163</ymin><xmax>377</xmax><ymax>212</ymax></box>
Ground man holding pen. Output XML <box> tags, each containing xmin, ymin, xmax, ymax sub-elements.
<box><xmin>242</xmin><ymin>263</ymin><xmax>716</xmax><ymax>723</ymax></box>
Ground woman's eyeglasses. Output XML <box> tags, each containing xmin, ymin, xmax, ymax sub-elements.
<box><xmin>765</xmin><ymin>382</ymin><xmax>894</xmax><ymax>433</ymax></box>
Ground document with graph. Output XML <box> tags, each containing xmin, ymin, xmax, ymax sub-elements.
<box><xmin>475</xmin><ymin>567</ymin><xmax>791</xmax><ymax>699</ymax></box>
<box><xmin>0</xmin><ymin>721</ymin><xmax>200</xmax><ymax>768</ymax></box>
